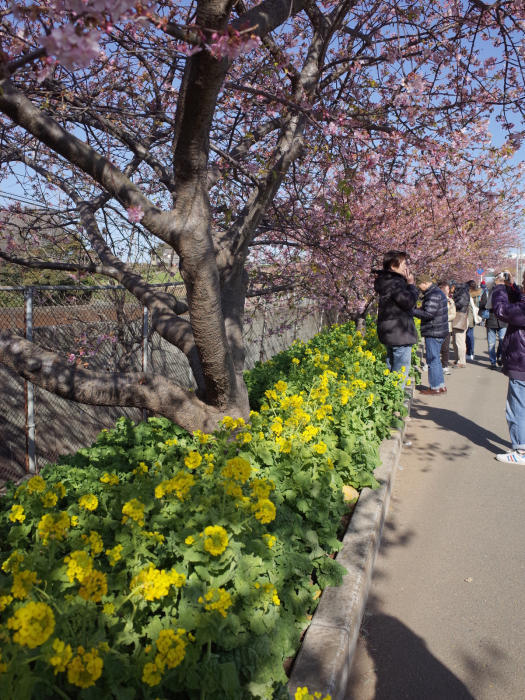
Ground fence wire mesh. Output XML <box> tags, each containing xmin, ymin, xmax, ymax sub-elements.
<box><xmin>0</xmin><ymin>284</ymin><xmax>324</xmax><ymax>482</ymax></box>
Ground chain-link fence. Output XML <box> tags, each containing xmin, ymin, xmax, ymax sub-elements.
<box><xmin>0</xmin><ymin>284</ymin><xmax>324</xmax><ymax>481</ymax></box>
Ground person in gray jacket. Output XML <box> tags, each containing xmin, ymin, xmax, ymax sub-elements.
<box><xmin>413</xmin><ymin>274</ymin><xmax>449</xmax><ymax>395</ymax></box>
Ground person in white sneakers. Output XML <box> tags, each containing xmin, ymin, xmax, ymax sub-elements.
<box><xmin>492</xmin><ymin>271</ymin><xmax>525</xmax><ymax>464</ymax></box>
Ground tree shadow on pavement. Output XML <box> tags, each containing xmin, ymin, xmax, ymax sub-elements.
<box><xmin>347</xmin><ymin>612</ymin><xmax>476</xmax><ymax>700</ymax></box>
<box><xmin>409</xmin><ymin>400</ymin><xmax>510</xmax><ymax>456</ymax></box>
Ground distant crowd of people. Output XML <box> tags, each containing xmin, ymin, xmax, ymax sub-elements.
<box><xmin>373</xmin><ymin>250</ymin><xmax>525</xmax><ymax>465</ymax></box>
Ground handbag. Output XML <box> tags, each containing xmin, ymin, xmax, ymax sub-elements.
<box><xmin>452</xmin><ymin>310</ymin><xmax>468</xmax><ymax>331</ymax></box>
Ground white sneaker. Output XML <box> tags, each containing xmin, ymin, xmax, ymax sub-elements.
<box><xmin>468</xmin><ymin>355</ymin><xmax>474</xmax><ymax>360</ymax></box>
<box><xmin>442</xmin><ymin>366</ymin><xmax>451</xmax><ymax>375</ymax></box>
<box><xmin>496</xmin><ymin>450</ymin><xmax>525</xmax><ymax>464</ymax></box>
<box><xmin>420</xmin><ymin>363</ymin><xmax>428</xmax><ymax>371</ymax></box>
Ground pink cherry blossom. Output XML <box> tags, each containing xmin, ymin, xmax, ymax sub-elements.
<box><xmin>206</xmin><ymin>29</ymin><xmax>261</xmax><ymax>61</ymax></box>
<box><xmin>40</xmin><ymin>24</ymin><xmax>101</xmax><ymax>69</ymax></box>
<box><xmin>126</xmin><ymin>206</ymin><xmax>144</xmax><ymax>223</ymax></box>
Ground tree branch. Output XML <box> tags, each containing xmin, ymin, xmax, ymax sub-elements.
<box><xmin>0</xmin><ymin>332</ymin><xmax>223</xmax><ymax>432</ymax></box>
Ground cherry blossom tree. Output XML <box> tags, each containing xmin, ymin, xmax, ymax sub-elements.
<box><xmin>250</xmin><ymin>148</ymin><xmax>523</xmax><ymax>317</ymax></box>
<box><xmin>0</xmin><ymin>0</ymin><xmax>524</xmax><ymax>431</ymax></box>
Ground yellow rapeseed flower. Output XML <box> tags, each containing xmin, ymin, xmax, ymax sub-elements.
<box><xmin>0</xmin><ymin>594</ymin><xmax>13</xmax><ymax>612</ymax></box>
<box><xmin>130</xmin><ymin>565</ymin><xmax>186</xmax><ymax>601</ymax></box>
<box><xmin>11</xmin><ymin>570</ymin><xmax>39</xmax><ymax>600</ymax></box>
<box><xmin>78</xmin><ymin>569</ymin><xmax>108</xmax><ymax>603</ymax></box>
<box><xmin>9</xmin><ymin>504</ymin><xmax>25</xmax><ymax>523</ymax></box>
<box><xmin>142</xmin><ymin>661</ymin><xmax>163</xmax><ymax>686</ymax></box>
<box><xmin>301</xmin><ymin>425</ymin><xmax>319</xmax><ymax>443</ymax></box>
<box><xmin>262</xmin><ymin>534</ymin><xmax>277</xmax><ymax>549</ymax></box>
<box><xmin>49</xmin><ymin>637</ymin><xmax>73</xmax><ymax>674</ymax></box>
<box><xmin>184</xmin><ymin>451</ymin><xmax>202</xmax><ymax>470</ymax></box>
<box><xmin>41</xmin><ymin>491</ymin><xmax>58</xmax><ymax>508</ymax></box>
<box><xmin>26</xmin><ymin>475</ymin><xmax>46</xmax><ymax>494</ymax></box>
<box><xmin>251</xmin><ymin>479</ymin><xmax>274</xmax><ymax>500</ymax></box>
<box><xmin>82</xmin><ymin>530</ymin><xmax>104</xmax><ymax>556</ymax></box>
<box><xmin>155</xmin><ymin>628</ymin><xmax>188</xmax><ymax>670</ymax></box>
<box><xmin>78</xmin><ymin>494</ymin><xmax>98</xmax><ymax>512</ymax></box>
<box><xmin>312</xmin><ymin>441</ymin><xmax>328</xmax><ymax>454</ymax></box>
<box><xmin>100</xmin><ymin>472</ymin><xmax>119</xmax><ymax>486</ymax></box>
<box><xmin>270</xmin><ymin>420</ymin><xmax>283</xmax><ymax>435</ymax></box>
<box><xmin>155</xmin><ymin>472</ymin><xmax>195</xmax><ymax>500</ymax></box>
<box><xmin>221</xmin><ymin>456</ymin><xmax>252</xmax><ymax>483</ymax></box>
<box><xmin>7</xmin><ymin>601</ymin><xmax>55</xmax><ymax>648</ymax></box>
<box><xmin>198</xmin><ymin>587</ymin><xmax>232</xmax><ymax>617</ymax></box>
<box><xmin>121</xmin><ymin>498</ymin><xmax>145</xmax><ymax>526</ymax></box>
<box><xmin>65</xmin><ymin>550</ymin><xmax>93</xmax><ymax>583</ymax></box>
<box><xmin>2</xmin><ymin>551</ymin><xmax>24</xmax><ymax>573</ymax></box>
<box><xmin>203</xmin><ymin>525</ymin><xmax>229</xmax><ymax>556</ymax></box>
<box><xmin>223</xmin><ymin>480</ymin><xmax>243</xmax><ymax>499</ymax></box>
<box><xmin>37</xmin><ymin>511</ymin><xmax>70</xmax><ymax>545</ymax></box>
<box><xmin>133</xmin><ymin>461</ymin><xmax>149</xmax><ymax>475</ymax></box>
<box><xmin>193</xmin><ymin>430</ymin><xmax>211</xmax><ymax>444</ymax></box>
<box><xmin>295</xmin><ymin>687</ymin><xmax>332</xmax><ymax>700</ymax></box>
<box><xmin>67</xmin><ymin>646</ymin><xmax>103</xmax><ymax>688</ymax></box>
<box><xmin>253</xmin><ymin>499</ymin><xmax>276</xmax><ymax>524</ymax></box>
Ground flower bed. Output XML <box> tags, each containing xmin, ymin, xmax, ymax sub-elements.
<box><xmin>0</xmin><ymin>321</ymin><xmax>410</xmax><ymax>699</ymax></box>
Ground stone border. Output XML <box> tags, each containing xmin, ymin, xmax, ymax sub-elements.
<box><xmin>288</xmin><ymin>394</ymin><xmax>411</xmax><ymax>699</ymax></box>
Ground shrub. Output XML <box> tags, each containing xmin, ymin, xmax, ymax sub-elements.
<box><xmin>0</xmin><ymin>321</ymin><xmax>409</xmax><ymax>698</ymax></box>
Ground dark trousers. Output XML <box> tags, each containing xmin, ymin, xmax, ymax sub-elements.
<box><xmin>466</xmin><ymin>327</ymin><xmax>475</xmax><ymax>356</ymax></box>
<box><xmin>440</xmin><ymin>331</ymin><xmax>451</xmax><ymax>366</ymax></box>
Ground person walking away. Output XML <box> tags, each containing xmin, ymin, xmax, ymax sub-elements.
<box><xmin>479</xmin><ymin>276</ymin><xmax>507</xmax><ymax>368</ymax></box>
<box><xmin>466</xmin><ymin>280</ymin><xmax>481</xmax><ymax>360</ymax></box>
<box><xmin>439</xmin><ymin>280</ymin><xmax>455</xmax><ymax>375</ymax></box>
<box><xmin>373</xmin><ymin>250</ymin><xmax>419</xmax><ymax>382</ymax></box>
<box><xmin>492</xmin><ymin>271</ymin><xmax>525</xmax><ymax>463</ymax></box>
<box><xmin>413</xmin><ymin>274</ymin><xmax>449</xmax><ymax>395</ymax></box>
<box><xmin>451</xmin><ymin>281</ymin><xmax>470</xmax><ymax>367</ymax></box>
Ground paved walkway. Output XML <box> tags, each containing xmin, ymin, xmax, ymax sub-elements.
<box><xmin>347</xmin><ymin>327</ymin><xmax>525</xmax><ymax>699</ymax></box>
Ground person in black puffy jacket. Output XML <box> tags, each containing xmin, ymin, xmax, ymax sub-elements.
<box><xmin>413</xmin><ymin>274</ymin><xmax>449</xmax><ymax>395</ymax></box>
<box><xmin>373</xmin><ymin>250</ymin><xmax>419</xmax><ymax>382</ymax></box>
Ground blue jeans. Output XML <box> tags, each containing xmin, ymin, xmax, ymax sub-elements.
<box><xmin>425</xmin><ymin>336</ymin><xmax>445</xmax><ymax>389</ymax></box>
<box><xmin>487</xmin><ymin>327</ymin><xmax>506</xmax><ymax>365</ymax></box>
<box><xmin>466</xmin><ymin>327</ymin><xmax>475</xmax><ymax>356</ymax></box>
<box><xmin>385</xmin><ymin>345</ymin><xmax>412</xmax><ymax>382</ymax></box>
<box><xmin>506</xmin><ymin>379</ymin><xmax>525</xmax><ymax>449</ymax></box>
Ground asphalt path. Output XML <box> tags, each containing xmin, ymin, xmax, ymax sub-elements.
<box><xmin>347</xmin><ymin>327</ymin><xmax>525</xmax><ymax>700</ymax></box>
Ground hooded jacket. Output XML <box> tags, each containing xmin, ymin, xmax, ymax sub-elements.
<box><xmin>373</xmin><ymin>269</ymin><xmax>419</xmax><ymax>346</ymax></box>
<box><xmin>413</xmin><ymin>284</ymin><xmax>449</xmax><ymax>337</ymax></box>
<box><xmin>492</xmin><ymin>284</ymin><xmax>525</xmax><ymax>380</ymax></box>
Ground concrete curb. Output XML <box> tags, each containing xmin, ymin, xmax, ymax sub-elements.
<box><xmin>288</xmin><ymin>395</ymin><xmax>411</xmax><ymax>699</ymax></box>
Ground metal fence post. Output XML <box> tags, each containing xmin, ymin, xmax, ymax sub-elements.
<box><xmin>259</xmin><ymin>301</ymin><xmax>267</xmax><ymax>363</ymax></box>
<box><xmin>24</xmin><ymin>287</ymin><xmax>36</xmax><ymax>473</ymax></box>
<box><xmin>142</xmin><ymin>306</ymin><xmax>149</xmax><ymax>421</ymax></box>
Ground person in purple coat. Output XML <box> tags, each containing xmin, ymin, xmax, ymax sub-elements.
<box><xmin>492</xmin><ymin>272</ymin><xmax>525</xmax><ymax>464</ymax></box>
